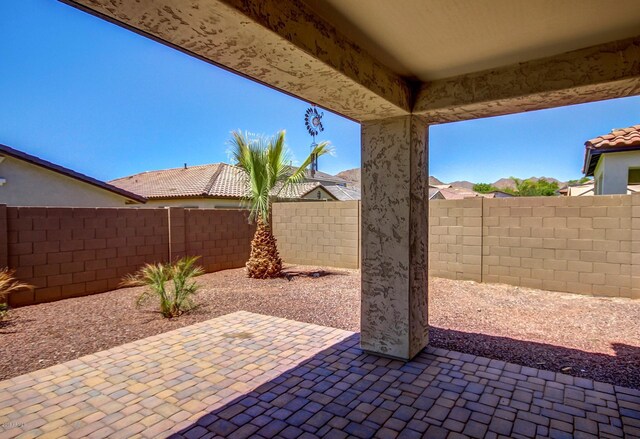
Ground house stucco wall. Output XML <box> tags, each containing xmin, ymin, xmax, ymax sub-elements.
<box><xmin>143</xmin><ymin>198</ymin><xmax>246</xmax><ymax>209</ymax></box>
<box><xmin>300</xmin><ymin>187</ymin><xmax>335</xmax><ymax>201</ymax></box>
<box><xmin>594</xmin><ymin>151</ymin><xmax>640</xmax><ymax>195</ymax></box>
<box><xmin>0</xmin><ymin>156</ymin><xmax>136</xmax><ymax>207</ymax></box>
<box><xmin>141</xmin><ymin>188</ymin><xmax>335</xmax><ymax>208</ymax></box>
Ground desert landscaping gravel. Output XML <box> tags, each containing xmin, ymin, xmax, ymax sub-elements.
<box><xmin>1</xmin><ymin>266</ymin><xmax>638</xmax><ymax>389</ymax></box>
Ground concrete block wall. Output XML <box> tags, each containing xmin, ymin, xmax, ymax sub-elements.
<box><xmin>430</xmin><ymin>195</ymin><xmax>639</xmax><ymax>299</ymax></box>
<box><xmin>184</xmin><ymin>209</ymin><xmax>255</xmax><ymax>272</ymax></box>
<box><xmin>6</xmin><ymin>207</ymin><xmax>169</xmax><ymax>305</ymax></box>
<box><xmin>429</xmin><ymin>198</ymin><xmax>483</xmax><ymax>282</ymax></box>
<box><xmin>483</xmin><ymin>196</ymin><xmax>634</xmax><ymax>297</ymax></box>
<box><xmin>1</xmin><ymin>206</ymin><xmax>254</xmax><ymax>306</ymax></box>
<box><xmin>272</xmin><ymin>201</ymin><xmax>360</xmax><ymax>269</ymax></box>
<box><xmin>632</xmin><ymin>195</ymin><xmax>640</xmax><ymax>299</ymax></box>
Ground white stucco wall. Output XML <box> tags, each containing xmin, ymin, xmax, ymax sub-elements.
<box><xmin>142</xmin><ymin>187</ymin><xmax>335</xmax><ymax>208</ymax></box>
<box><xmin>144</xmin><ymin>198</ymin><xmax>246</xmax><ymax>208</ymax></box>
<box><xmin>594</xmin><ymin>151</ymin><xmax>640</xmax><ymax>195</ymax></box>
<box><xmin>0</xmin><ymin>156</ymin><xmax>138</xmax><ymax>207</ymax></box>
<box><xmin>301</xmin><ymin>187</ymin><xmax>335</xmax><ymax>201</ymax></box>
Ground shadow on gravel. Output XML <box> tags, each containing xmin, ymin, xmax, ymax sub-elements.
<box><xmin>429</xmin><ymin>326</ymin><xmax>640</xmax><ymax>389</ymax></box>
<box><xmin>280</xmin><ymin>267</ymin><xmax>351</xmax><ymax>280</ymax></box>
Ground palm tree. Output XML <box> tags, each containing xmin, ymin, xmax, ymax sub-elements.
<box><xmin>230</xmin><ymin>130</ymin><xmax>331</xmax><ymax>278</ymax></box>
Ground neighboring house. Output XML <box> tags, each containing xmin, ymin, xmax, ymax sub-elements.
<box><xmin>583</xmin><ymin>124</ymin><xmax>640</xmax><ymax>195</ymax></box>
<box><xmin>300</xmin><ymin>169</ymin><xmax>351</xmax><ymax>187</ymax></box>
<box><xmin>562</xmin><ymin>182</ymin><xmax>640</xmax><ymax>196</ymax></box>
<box><xmin>0</xmin><ymin>144</ymin><xmax>146</xmax><ymax>207</ymax></box>
<box><xmin>435</xmin><ymin>186</ymin><xmax>481</xmax><ymax>200</ymax></box>
<box><xmin>482</xmin><ymin>190</ymin><xmax>514</xmax><ymax>198</ymax></box>
<box><xmin>428</xmin><ymin>188</ymin><xmax>444</xmax><ymax>200</ymax></box>
<box><xmin>430</xmin><ymin>185</ymin><xmax>514</xmax><ymax>200</ymax></box>
<box><xmin>109</xmin><ymin>163</ymin><xmax>340</xmax><ymax>208</ymax></box>
<box><xmin>324</xmin><ymin>185</ymin><xmax>361</xmax><ymax>201</ymax></box>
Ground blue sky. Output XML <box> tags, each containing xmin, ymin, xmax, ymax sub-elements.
<box><xmin>1</xmin><ymin>0</ymin><xmax>639</xmax><ymax>184</ymax></box>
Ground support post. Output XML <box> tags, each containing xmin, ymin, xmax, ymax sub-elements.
<box><xmin>168</xmin><ymin>207</ymin><xmax>186</xmax><ymax>261</ymax></box>
<box><xmin>360</xmin><ymin>115</ymin><xmax>429</xmax><ymax>360</ymax></box>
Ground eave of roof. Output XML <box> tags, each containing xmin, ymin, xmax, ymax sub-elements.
<box><xmin>583</xmin><ymin>125</ymin><xmax>640</xmax><ymax>176</ymax></box>
<box><xmin>0</xmin><ymin>143</ymin><xmax>147</xmax><ymax>203</ymax></box>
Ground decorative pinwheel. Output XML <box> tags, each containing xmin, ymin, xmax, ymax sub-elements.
<box><xmin>304</xmin><ymin>106</ymin><xmax>324</xmax><ymax>138</ymax></box>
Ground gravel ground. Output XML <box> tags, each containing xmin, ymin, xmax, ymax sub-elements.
<box><xmin>1</xmin><ymin>267</ymin><xmax>638</xmax><ymax>388</ymax></box>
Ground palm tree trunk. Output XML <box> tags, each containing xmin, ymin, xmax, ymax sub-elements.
<box><xmin>246</xmin><ymin>215</ymin><xmax>283</xmax><ymax>278</ymax></box>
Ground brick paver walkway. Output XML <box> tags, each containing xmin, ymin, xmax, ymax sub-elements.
<box><xmin>0</xmin><ymin>312</ymin><xmax>638</xmax><ymax>439</ymax></box>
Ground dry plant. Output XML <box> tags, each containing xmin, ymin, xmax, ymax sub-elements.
<box><xmin>0</xmin><ymin>268</ymin><xmax>33</xmax><ymax>320</ymax></box>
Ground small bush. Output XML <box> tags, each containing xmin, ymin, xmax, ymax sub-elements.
<box><xmin>0</xmin><ymin>268</ymin><xmax>33</xmax><ymax>320</ymax></box>
<box><xmin>122</xmin><ymin>256</ymin><xmax>204</xmax><ymax>318</ymax></box>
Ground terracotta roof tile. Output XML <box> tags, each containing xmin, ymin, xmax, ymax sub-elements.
<box><xmin>585</xmin><ymin>124</ymin><xmax>640</xmax><ymax>150</ymax></box>
<box><xmin>109</xmin><ymin>164</ymin><xmax>223</xmax><ymax>198</ymax></box>
<box><xmin>110</xmin><ymin>163</ymin><xmax>336</xmax><ymax>200</ymax></box>
<box><xmin>583</xmin><ymin>124</ymin><xmax>640</xmax><ymax>175</ymax></box>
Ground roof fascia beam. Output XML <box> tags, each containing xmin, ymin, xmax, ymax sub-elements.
<box><xmin>61</xmin><ymin>0</ymin><xmax>412</xmax><ymax>122</ymax></box>
<box><xmin>414</xmin><ymin>36</ymin><xmax>640</xmax><ymax>124</ymax></box>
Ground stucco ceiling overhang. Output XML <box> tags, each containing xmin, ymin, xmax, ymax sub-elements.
<box><xmin>62</xmin><ymin>0</ymin><xmax>640</xmax><ymax>123</ymax></box>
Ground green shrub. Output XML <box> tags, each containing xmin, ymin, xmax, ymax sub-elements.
<box><xmin>473</xmin><ymin>183</ymin><xmax>499</xmax><ymax>193</ymax></box>
<box><xmin>0</xmin><ymin>268</ymin><xmax>33</xmax><ymax>320</ymax></box>
<box><xmin>122</xmin><ymin>256</ymin><xmax>204</xmax><ymax>318</ymax></box>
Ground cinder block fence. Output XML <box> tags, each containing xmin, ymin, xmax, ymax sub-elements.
<box><xmin>273</xmin><ymin>196</ymin><xmax>640</xmax><ymax>299</ymax></box>
<box><xmin>3</xmin><ymin>195</ymin><xmax>639</xmax><ymax>305</ymax></box>
<box><xmin>272</xmin><ymin>201</ymin><xmax>360</xmax><ymax>269</ymax></box>
<box><xmin>431</xmin><ymin>195</ymin><xmax>640</xmax><ymax>299</ymax></box>
<box><xmin>0</xmin><ymin>206</ymin><xmax>254</xmax><ymax>306</ymax></box>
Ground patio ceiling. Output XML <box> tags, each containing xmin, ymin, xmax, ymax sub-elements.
<box><xmin>63</xmin><ymin>0</ymin><xmax>640</xmax><ymax>123</ymax></box>
<box><xmin>304</xmin><ymin>0</ymin><xmax>640</xmax><ymax>81</ymax></box>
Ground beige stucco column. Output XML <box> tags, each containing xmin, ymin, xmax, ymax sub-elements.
<box><xmin>360</xmin><ymin>115</ymin><xmax>429</xmax><ymax>360</ymax></box>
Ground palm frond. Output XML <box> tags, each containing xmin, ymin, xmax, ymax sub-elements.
<box><xmin>229</xmin><ymin>130</ymin><xmax>333</xmax><ymax>225</ymax></box>
<box><xmin>123</xmin><ymin>258</ymin><xmax>202</xmax><ymax>318</ymax></box>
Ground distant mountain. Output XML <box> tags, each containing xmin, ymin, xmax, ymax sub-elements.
<box><xmin>493</xmin><ymin>178</ymin><xmax>517</xmax><ymax>190</ymax></box>
<box><xmin>335</xmin><ymin>169</ymin><xmax>447</xmax><ymax>188</ymax></box>
<box><xmin>332</xmin><ymin>169</ymin><xmax>568</xmax><ymax>192</ymax></box>
<box><xmin>493</xmin><ymin>176</ymin><xmax>564</xmax><ymax>190</ymax></box>
<box><xmin>449</xmin><ymin>180</ymin><xmax>475</xmax><ymax>189</ymax></box>
<box><xmin>335</xmin><ymin>168</ymin><xmax>360</xmax><ymax>188</ymax></box>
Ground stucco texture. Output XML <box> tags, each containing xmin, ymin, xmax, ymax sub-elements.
<box><xmin>360</xmin><ymin>116</ymin><xmax>429</xmax><ymax>360</ymax></box>
<box><xmin>0</xmin><ymin>156</ymin><xmax>136</xmax><ymax>207</ymax></box>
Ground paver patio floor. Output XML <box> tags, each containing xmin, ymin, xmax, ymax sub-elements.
<box><xmin>0</xmin><ymin>312</ymin><xmax>638</xmax><ymax>439</ymax></box>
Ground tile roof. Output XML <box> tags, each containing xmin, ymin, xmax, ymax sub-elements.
<box><xmin>109</xmin><ymin>163</ymin><xmax>337</xmax><ymax>200</ymax></box>
<box><xmin>583</xmin><ymin>124</ymin><xmax>640</xmax><ymax>175</ymax></box>
<box><xmin>275</xmin><ymin>181</ymin><xmax>332</xmax><ymax>199</ymax></box>
<box><xmin>0</xmin><ymin>143</ymin><xmax>146</xmax><ymax>203</ymax></box>
<box><xmin>428</xmin><ymin>188</ymin><xmax>442</xmax><ymax>200</ymax></box>
<box><xmin>324</xmin><ymin>185</ymin><xmax>361</xmax><ymax>201</ymax></box>
<box><xmin>436</xmin><ymin>186</ymin><xmax>481</xmax><ymax>200</ymax></box>
<box><xmin>585</xmin><ymin>125</ymin><xmax>640</xmax><ymax>150</ymax></box>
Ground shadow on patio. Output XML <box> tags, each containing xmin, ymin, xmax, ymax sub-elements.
<box><xmin>171</xmin><ymin>330</ymin><xmax>639</xmax><ymax>439</ymax></box>
<box><xmin>430</xmin><ymin>327</ymin><xmax>640</xmax><ymax>390</ymax></box>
